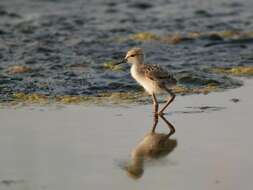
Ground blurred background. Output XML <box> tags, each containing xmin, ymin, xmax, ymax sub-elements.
<box><xmin>0</xmin><ymin>0</ymin><xmax>253</xmax><ymax>104</ymax></box>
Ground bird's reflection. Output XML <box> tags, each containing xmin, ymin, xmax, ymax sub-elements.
<box><xmin>125</xmin><ymin>131</ymin><xmax>177</xmax><ymax>179</ymax></box>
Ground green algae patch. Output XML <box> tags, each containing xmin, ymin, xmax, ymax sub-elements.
<box><xmin>172</xmin><ymin>84</ymin><xmax>220</xmax><ymax>95</ymax></box>
<box><xmin>99</xmin><ymin>91</ymin><xmax>149</xmax><ymax>104</ymax></box>
<box><xmin>103</xmin><ymin>60</ymin><xmax>124</xmax><ymax>71</ymax></box>
<box><xmin>191</xmin><ymin>84</ymin><xmax>220</xmax><ymax>94</ymax></box>
<box><xmin>129</xmin><ymin>32</ymin><xmax>160</xmax><ymax>42</ymax></box>
<box><xmin>188</xmin><ymin>32</ymin><xmax>202</xmax><ymax>39</ymax></box>
<box><xmin>210</xmin><ymin>31</ymin><xmax>253</xmax><ymax>39</ymax></box>
<box><xmin>211</xmin><ymin>66</ymin><xmax>253</xmax><ymax>76</ymax></box>
<box><xmin>8</xmin><ymin>91</ymin><xmax>148</xmax><ymax>107</ymax></box>
<box><xmin>128</xmin><ymin>32</ymin><xmax>192</xmax><ymax>44</ymax></box>
<box><xmin>13</xmin><ymin>93</ymin><xmax>49</xmax><ymax>104</ymax></box>
<box><xmin>6</xmin><ymin>84</ymin><xmax>222</xmax><ymax>107</ymax></box>
<box><xmin>161</xmin><ymin>34</ymin><xmax>194</xmax><ymax>44</ymax></box>
<box><xmin>12</xmin><ymin>93</ymin><xmax>92</xmax><ymax>105</ymax></box>
<box><xmin>124</xmin><ymin>30</ymin><xmax>253</xmax><ymax>45</ymax></box>
<box><xmin>7</xmin><ymin>66</ymin><xmax>33</xmax><ymax>75</ymax></box>
<box><xmin>213</xmin><ymin>31</ymin><xmax>239</xmax><ymax>38</ymax></box>
<box><xmin>56</xmin><ymin>96</ymin><xmax>92</xmax><ymax>104</ymax></box>
<box><xmin>197</xmin><ymin>30</ymin><xmax>253</xmax><ymax>40</ymax></box>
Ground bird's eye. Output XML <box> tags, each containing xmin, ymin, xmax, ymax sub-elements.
<box><xmin>130</xmin><ymin>55</ymin><xmax>135</xmax><ymax>57</ymax></box>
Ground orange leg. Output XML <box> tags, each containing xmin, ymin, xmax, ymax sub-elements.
<box><xmin>159</xmin><ymin>89</ymin><xmax>175</xmax><ymax>116</ymax></box>
<box><xmin>158</xmin><ymin>88</ymin><xmax>176</xmax><ymax>136</ymax></box>
<box><xmin>160</xmin><ymin>114</ymin><xmax>175</xmax><ymax>137</ymax></box>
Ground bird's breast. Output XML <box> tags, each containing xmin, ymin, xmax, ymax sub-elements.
<box><xmin>130</xmin><ymin>65</ymin><xmax>159</xmax><ymax>95</ymax></box>
<box><xmin>130</xmin><ymin>65</ymin><xmax>144</xmax><ymax>83</ymax></box>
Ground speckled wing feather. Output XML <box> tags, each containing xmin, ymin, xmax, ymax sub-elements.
<box><xmin>143</xmin><ymin>64</ymin><xmax>176</xmax><ymax>85</ymax></box>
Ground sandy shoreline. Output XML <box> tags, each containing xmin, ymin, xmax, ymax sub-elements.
<box><xmin>0</xmin><ymin>79</ymin><xmax>252</xmax><ymax>190</ymax></box>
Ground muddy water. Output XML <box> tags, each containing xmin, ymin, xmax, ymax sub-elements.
<box><xmin>0</xmin><ymin>0</ymin><xmax>253</xmax><ymax>102</ymax></box>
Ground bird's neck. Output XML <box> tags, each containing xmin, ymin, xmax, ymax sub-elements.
<box><xmin>130</xmin><ymin>62</ymin><xmax>144</xmax><ymax>78</ymax></box>
<box><xmin>132</xmin><ymin>62</ymin><xmax>143</xmax><ymax>68</ymax></box>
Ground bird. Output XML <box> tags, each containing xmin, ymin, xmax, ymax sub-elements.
<box><xmin>115</xmin><ymin>47</ymin><xmax>177</xmax><ymax>136</ymax></box>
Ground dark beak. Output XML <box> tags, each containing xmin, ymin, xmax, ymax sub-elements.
<box><xmin>114</xmin><ymin>58</ymin><xmax>127</xmax><ymax>65</ymax></box>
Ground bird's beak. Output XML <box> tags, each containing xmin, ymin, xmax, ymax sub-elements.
<box><xmin>114</xmin><ymin>58</ymin><xmax>127</xmax><ymax>65</ymax></box>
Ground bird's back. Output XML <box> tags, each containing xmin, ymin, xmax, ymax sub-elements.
<box><xmin>131</xmin><ymin>63</ymin><xmax>176</xmax><ymax>94</ymax></box>
<box><xmin>142</xmin><ymin>64</ymin><xmax>177</xmax><ymax>86</ymax></box>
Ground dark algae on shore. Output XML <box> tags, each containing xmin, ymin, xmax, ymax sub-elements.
<box><xmin>0</xmin><ymin>0</ymin><xmax>253</xmax><ymax>105</ymax></box>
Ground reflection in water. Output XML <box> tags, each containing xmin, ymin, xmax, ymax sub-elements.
<box><xmin>125</xmin><ymin>132</ymin><xmax>177</xmax><ymax>179</ymax></box>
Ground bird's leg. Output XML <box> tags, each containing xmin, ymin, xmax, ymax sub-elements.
<box><xmin>158</xmin><ymin>89</ymin><xmax>175</xmax><ymax>116</ymax></box>
<box><xmin>160</xmin><ymin>114</ymin><xmax>175</xmax><ymax>137</ymax></box>
<box><xmin>152</xmin><ymin>93</ymin><xmax>159</xmax><ymax>115</ymax></box>
<box><xmin>151</xmin><ymin>93</ymin><xmax>159</xmax><ymax>133</ymax></box>
<box><xmin>157</xmin><ymin>88</ymin><xmax>176</xmax><ymax>136</ymax></box>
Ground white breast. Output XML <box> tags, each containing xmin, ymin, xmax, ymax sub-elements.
<box><xmin>130</xmin><ymin>64</ymin><xmax>161</xmax><ymax>95</ymax></box>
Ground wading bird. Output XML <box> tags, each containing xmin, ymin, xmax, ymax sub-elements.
<box><xmin>115</xmin><ymin>48</ymin><xmax>177</xmax><ymax>136</ymax></box>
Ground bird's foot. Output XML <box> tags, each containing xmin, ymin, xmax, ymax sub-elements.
<box><xmin>158</xmin><ymin>111</ymin><xmax>165</xmax><ymax>117</ymax></box>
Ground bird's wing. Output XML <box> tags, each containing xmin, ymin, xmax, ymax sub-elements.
<box><xmin>143</xmin><ymin>64</ymin><xmax>174</xmax><ymax>82</ymax></box>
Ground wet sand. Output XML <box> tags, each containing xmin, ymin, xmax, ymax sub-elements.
<box><xmin>0</xmin><ymin>79</ymin><xmax>252</xmax><ymax>190</ymax></box>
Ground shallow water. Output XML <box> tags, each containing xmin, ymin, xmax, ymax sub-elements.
<box><xmin>0</xmin><ymin>0</ymin><xmax>253</xmax><ymax>102</ymax></box>
<box><xmin>0</xmin><ymin>79</ymin><xmax>252</xmax><ymax>190</ymax></box>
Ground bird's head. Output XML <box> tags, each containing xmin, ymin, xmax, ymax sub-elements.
<box><xmin>116</xmin><ymin>48</ymin><xmax>144</xmax><ymax>65</ymax></box>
